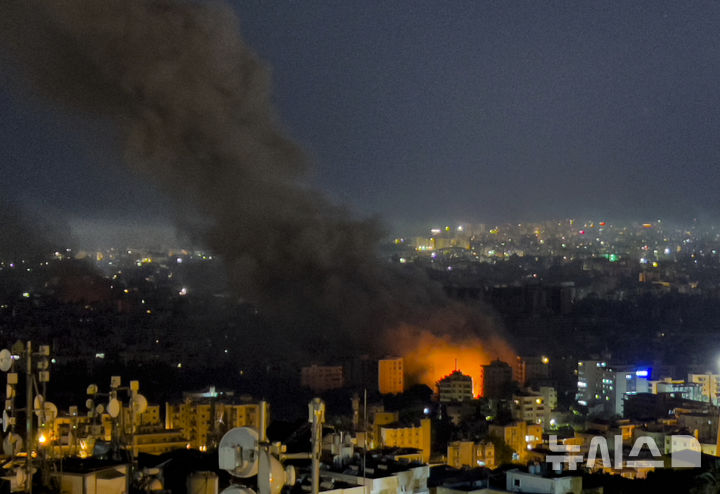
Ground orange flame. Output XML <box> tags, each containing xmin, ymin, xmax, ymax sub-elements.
<box><xmin>386</xmin><ymin>321</ymin><xmax>514</xmax><ymax>398</ymax></box>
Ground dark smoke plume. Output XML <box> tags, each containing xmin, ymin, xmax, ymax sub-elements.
<box><xmin>0</xmin><ymin>0</ymin><xmax>511</xmax><ymax>359</ymax></box>
<box><xmin>0</xmin><ymin>200</ymin><xmax>73</xmax><ymax>261</ymax></box>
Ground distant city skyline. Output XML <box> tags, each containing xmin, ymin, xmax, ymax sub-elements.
<box><xmin>30</xmin><ymin>215</ymin><xmax>720</xmax><ymax>252</ymax></box>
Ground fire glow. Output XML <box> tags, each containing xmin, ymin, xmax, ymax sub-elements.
<box><xmin>389</xmin><ymin>326</ymin><xmax>514</xmax><ymax>398</ymax></box>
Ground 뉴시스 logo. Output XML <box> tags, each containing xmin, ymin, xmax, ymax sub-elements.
<box><xmin>546</xmin><ymin>434</ymin><xmax>701</xmax><ymax>470</ymax></box>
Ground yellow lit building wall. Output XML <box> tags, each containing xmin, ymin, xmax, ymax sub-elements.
<box><xmin>50</xmin><ymin>415</ymin><xmax>94</xmax><ymax>457</ymax></box>
<box><xmin>165</xmin><ymin>401</ymin><xmax>266</xmax><ymax>450</ymax></box>
<box><xmin>489</xmin><ymin>422</ymin><xmax>543</xmax><ymax>462</ymax></box>
<box><xmin>224</xmin><ymin>403</ymin><xmax>262</xmax><ymax>429</ymax></box>
<box><xmin>380</xmin><ymin>418</ymin><xmax>431</xmax><ymax>462</ymax></box>
<box><xmin>370</xmin><ymin>411</ymin><xmax>399</xmax><ymax>447</ymax></box>
<box><xmin>379</xmin><ymin>358</ymin><xmax>404</xmax><ymax>394</ymax></box>
<box><xmin>446</xmin><ymin>440</ymin><xmax>496</xmax><ymax>469</ymax></box>
<box><xmin>119</xmin><ymin>404</ymin><xmax>162</xmax><ymax>431</ymax></box>
<box><xmin>132</xmin><ymin>430</ymin><xmax>187</xmax><ymax>455</ymax></box>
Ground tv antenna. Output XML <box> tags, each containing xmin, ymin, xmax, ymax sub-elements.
<box><xmin>218</xmin><ymin>399</ymin><xmax>325</xmax><ymax>494</ymax></box>
<box><xmin>85</xmin><ymin>376</ymin><xmax>149</xmax><ymax>458</ymax></box>
<box><xmin>0</xmin><ymin>341</ymin><xmax>53</xmax><ymax>494</ymax></box>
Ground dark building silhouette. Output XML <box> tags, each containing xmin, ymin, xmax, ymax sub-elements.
<box><xmin>482</xmin><ymin>359</ymin><xmax>513</xmax><ymax>399</ymax></box>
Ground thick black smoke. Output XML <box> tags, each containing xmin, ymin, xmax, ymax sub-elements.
<box><xmin>0</xmin><ymin>0</ymin><xmax>510</xmax><ymax>358</ymax></box>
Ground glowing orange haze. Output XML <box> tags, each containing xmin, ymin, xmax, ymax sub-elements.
<box><xmin>386</xmin><ymin>324</ymin><xmax>515</xmax><ymax>398</ymax></box>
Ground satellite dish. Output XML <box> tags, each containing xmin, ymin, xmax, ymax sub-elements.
<box><xmin>258</xmin><ymin>448</ymin><xmax>293</xmax><ymax>494</ymax></box>
<box><xmin>5</xmin><ymin>384</ymin><xmax>14</xmax><ymax>399</ymax></box>
<box><xmin>2</xmin><ymin>409</ymin><xmax>9</xmax><ymax>432</ymax></box>
<box><xmin>86</xmin><ymin>398</ymin><xmax>94</xmax><ymax>410</ymax></box>
<box><xmin>221</xmin><ymin>488</ymin><xmax>256</xmax><ymax>494</ymax></box>
<box><xmin>285</xmin><ymin>465</ymin><xmax>296</xmax><ymax>488</ymax></box>
<box><xmin>33</xmin><ymin>395</ymin><xmax>57</xmax><ymax>421</ymax></box>
<box><xmin>107</xmin><ymin>398</ymin><xmax>120</xmax><ymax>418</ymax></box>
<box><xmin>33</xmin><ymin>394</ymin><xmax>44</xmax><ymax>412</ymax></box>
<box><xmin>15</xmin><ymin>466</ymin><xmax>26</xmax><ymax>489</ymax></box>
<box><xmin>0</xmin><ymin>350</ymin><xmax>12</xmax><ymax>372</ymax></box>
<box><xmin>95</xmin><ymin>404</ymin><xmax>105</xmax><ymax>415</ymax></box>
<box><xmin>2</xmin><ymin>432</ymin><xmax>22</xmax><ymax>456</ymax></box>
<box><xmin>132</xmin><ymin>394</ymin><xmax>148</xmax><ymax>414</ymax></box>
<box><xmin>42</xmin><ymin>402</ymin><xmax>58</xmax><ymax>422</ymax></box>
<box><xmin>146</xmin><ymin>478</ymin><xmax>163</xmax><ymax>491</ymax></box>
<box><xmin>86</xmin><ymin>384</ymin><xmax>98</xmax><ymax>395</ymax></box>
<box><xmin>218</xmin><ymin>427</ymin><xmax>259</xmax><ymax>477</ymax></box>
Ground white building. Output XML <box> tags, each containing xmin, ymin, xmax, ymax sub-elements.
<box><xmin>511</xmin><ymin>392</ymin><xmax>547</xmax><ymax>425</ymax></box>
<box><xmin>576</xmin><ymin>361</ymin><xmax>651</xmax><ymax>416</ymax></box>
<box><xmin>323</xmin><ymin>458</ymin><xmax>429</xmax><ymax>494</ymax></box>
<box><xmin>505</xmin><ymin>469</ymin><xmax>582</xmax><ymax>494</ymax></box>
<box><xmin>536</xmin><ymin>386</ymin><xmax>558</xmax><ymax>411</ymax></box>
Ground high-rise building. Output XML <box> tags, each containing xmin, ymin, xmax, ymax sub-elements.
<box><xmin>378</xmin><ymin>357</ymin><xmax>404</xmax><ymax>394</ymax></box>
<box><xmin>536</xmin><ymin>385</ymin><xmax>558</xmax><ymax>411</ymax></box>
<box><xmin>482</xmin><ymin>359</ymin><xmax>513</xmax><ymax>399</ymax></box>
<box><xmin>300</xmin><ymin>365</ymin><xmax>344</xmax><ymax>393</ymax></box>
<box><xmin>576</xmin><ymin>361</ymin><xmax>651</xmax><ymax>416</ymax></box>
<box><xmin>165</xmin><ymin>400</ymin><xmax>268</xmax><ymax>450</ymax></box>
<box><xmin>511</xmin><ymin>391</ymin><xmax>547</xmax><ymax>425</ymax></box>
<box><xmin>436</xmin><ymin>370</ymin><xmax>473</xmax><ymax>402</ymax></box>
<box><xmin>576</xmin><ymin>360</ymin><xmax>608</xmax><ymax>409</ymax></box>
<box><xmin>515</xmin><ymin>355</ymin><xmax>550</xmax><ymax>386</ymax></box>
<box><xmin>343</xmin><ymin>354</ymin><xmax>377</xmax><ymax>389</ymax></box>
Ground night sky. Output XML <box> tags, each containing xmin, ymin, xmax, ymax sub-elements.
<box><xmin>1</xmin><ymin>1</ymin><xmax>720</xmax><ymax>246</ymax></box>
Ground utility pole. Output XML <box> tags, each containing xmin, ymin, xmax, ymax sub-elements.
<box><xmin>309</xmin><ymin>398</ymin><xmax>325</xmax><ymax>494</ymax></box>
<box><xmin>25</xmin><ymin>341</ymin><xmax>32</xmax><ymax>494</ymax></box>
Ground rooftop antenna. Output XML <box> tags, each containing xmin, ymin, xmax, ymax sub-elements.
<box><xmin>218</xmin><ymin>399</ymin><xmax>328</xmax><ymax>494</ymax></box>
<box><xmin>308</xmin><ymin>398</ymin><xmax>325</xmax><ymax>494</ymax></box>
<box><xmin>0</xmin><ymin>342</ymin><xmax>53</xmax><ymax>494</ymax></box>
<box><xmin>85</xmin><ymin>377</ymin><xmax>148</xmax><ymax>463</ymax></box>
<box><xmin>219</xmin><ymin>400</ymin><xmax>299</xmax><ymax>494</ymax></box>
<box><xmin>363</xmin><ymin>389</ymin><xmax>367</xmax><ymax>489</ymax></box>
<box><xmin>24</xmin><ymin>342</ymin><xmax>32</xmax><ymax>494</ymax></box>
<box><xmin>454</xmin><ymin>358</ymin><xmax>458</xmax><ymax>371</ymax></box>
